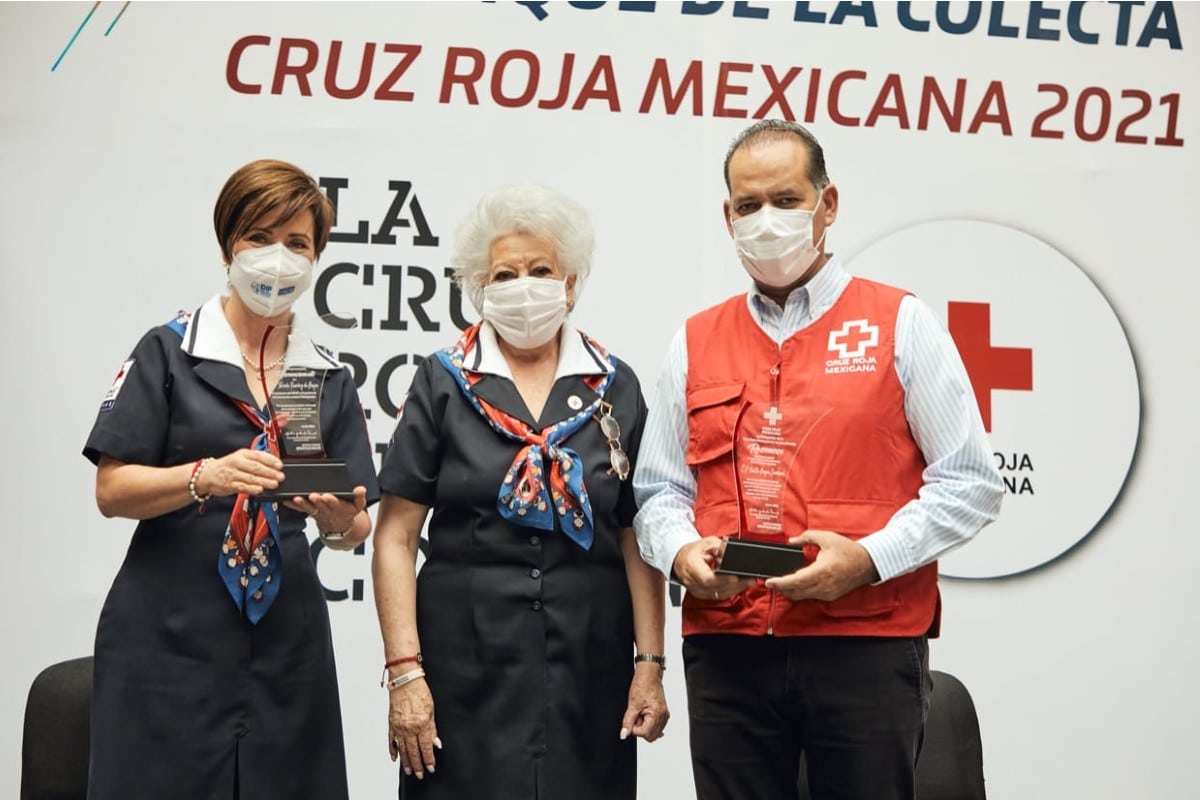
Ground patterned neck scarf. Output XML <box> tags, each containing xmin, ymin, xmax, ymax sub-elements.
<box><xmin>217</xmin><ymin>399</ymin><xmax>284</xmax><ymax>624</ymax></box>
<box><xmin>433</xmin><ymin>324</ymin><xmax>615</xmax><ymax>550</ymax></box>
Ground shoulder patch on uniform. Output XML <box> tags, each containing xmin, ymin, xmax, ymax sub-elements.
<box><xmin>100</xmin><ymin>359</ymin><xmax>135</xmax><ymax>412</ymax></box>
<box><xmin>164</xmin><ymin>309</ymin><xmax>191</xmax><ymax>339</ymax></box>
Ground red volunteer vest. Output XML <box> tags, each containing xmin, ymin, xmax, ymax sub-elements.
<box><xmin>683</xmin><ymin>277</ymin><xmax>940</xmax><ymax>638</ymax></box>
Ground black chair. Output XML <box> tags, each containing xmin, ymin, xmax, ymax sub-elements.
<box><xmin>798</xmin><ymin>669</ymin><xmax>986</xmax><ymax>799</ymax></box>
<box><xmin>913</xmin><ymin>670</ymin><xmax>986</xmax><ymax>799</ymax></box>
<box><xmin>21</xmin><ymin>656</ymin><xmax>93</xmax><ymax>800</ymax></box>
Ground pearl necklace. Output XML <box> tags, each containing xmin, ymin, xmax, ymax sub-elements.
<box><xmin>241</xmin><ymin>350</ymin><xmax>286</xmax><ymax>374</ymax></box>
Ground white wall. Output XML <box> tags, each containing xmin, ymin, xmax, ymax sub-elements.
<box><xmin>2</xmin><ymin>2</ymin><xmax>1197</xmax><ymax>797</ymax></box>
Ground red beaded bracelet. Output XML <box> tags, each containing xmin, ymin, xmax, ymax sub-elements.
<box><xmin>188</xmin><ymin>458</ymin><xmax>212</xmax><ymax>512</ymax></box>
<box><xmin>384</xmin><ymin>653</ymin><xmax>422</xmax><ymax>669</ymax></box>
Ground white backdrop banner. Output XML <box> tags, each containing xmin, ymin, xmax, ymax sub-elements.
<box><xmin>2</xmin><ymin>2</ymin><xmax>1196</xmax><ymax>798</ymax></box>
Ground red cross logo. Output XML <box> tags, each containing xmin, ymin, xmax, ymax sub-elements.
<box><xmin>947</xmin><ymin>302</ymin><xmax>1033</xmax><ymax>433</ymax></box>
<box><xmin>828</xmin><ymin>319</ymin><xmax>879</xmax><ymax>359</ymax></box>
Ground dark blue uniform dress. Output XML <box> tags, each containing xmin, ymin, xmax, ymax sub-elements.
<box><xmin>379</xmin><ymin>325</ymin><xmax>647</xmax><ymax>800</ymax></box>
<box><xmin>82</xmin><ymin>297</ymin><xmax>380</xmax><ymax>800</ymax></box>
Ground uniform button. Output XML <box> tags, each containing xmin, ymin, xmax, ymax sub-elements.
<box><xmin>531</xmin><ymin>600</ymin><xmax>543</xmax><ymax>611</ymax></box>
<box><xmin>530</xmin><ymin>568</ymin><xmax>542</xmax><ymax>579</ymax></box>
<box><xmin>529</xmin><ymin>535</ymin><xmax>540</xmax><ymax>546</ymax></box>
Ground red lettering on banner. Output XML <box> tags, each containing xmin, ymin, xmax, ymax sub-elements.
<box><xmin>441</xmin><ymin>47</ymin><xmax>486</xmax><ymax>104</ymax></box>
<box><xmin>803</xmin><ymin>68</ymin><xmax>822</xmax><ymax>122</ymax></box>
<box><xmin>226</xmin><ymin>37</ymin><xmax>419</xmax><ymax>101</ymax></box>
<box><xmin>865</xmin><ymin>73</ymin><xmax>909</xmax><ymax>128</ymax></box>
<box><xmin>493</xmin><ymin>49</ymin><xmax>541</xmax><ymax>108</ymax></box>
<box><xmin>374</xmin><ymin>45</ymin><xmax>422</xmax><ymax>101</ymax></box>
<box><xmin>828</xmin><ymin>70</ymin><xmax>866</xmax><ymax>126</ymax></box>
<box><xmin>440</xmin><ymin>48</ymin><xmax>618</xmax><ymax>111</ymax></box>
<box><xmin>538</xmin><ymin>53</ymin><xmax>577</xmax><ymax>110</ymax></box>
<box><xmin>272</xmin><ymin>38</ymin><xmax>320</xmax><ymax>96</ymax></box>
<box><xmin>967</xmin><ymin>81</ymin><xmax>1013</xmax><ymax>135</ymax></box>
<box><xmin>224</xmin><ymin>39</ymin><xmax>1167</xmax><ymax>146</ymax></box>
<box><xmin>534</xmin><ymin>53</ymin><xmax>621</xmax><ymax>111</ymax></box>
<box><xmin>1031</xmin><ymin>84</ymin><xmax>1183</xmax><ymax>146</ymax></box>
<box><xmin>752</xmin><ymin>65</ymin><xmax>804</xmax><ymax>119</ymax></box>
<box><xmin>638</xmin><ymin>61</ymin><xmax>1010</xmax><ymax>134</ymax></box>
<box><xmin>918</xmin><ymin>78</ymin><xmax>966</xmax><ymax>132</ymax></box>
<box><xmin>227</xmin><ymin>35</ymin><xmax>269</xmax><ymax>94</ymax></box>
<box><xmin>855</xmin><ymin>74</ymin><xmax>1009</xmax><ymax>133</ymax></box>
<box><xmin>947</xmin><ymin>301</ymin><xmax>1033</xmax><ymax>433</ymax></box>
<box><xmin>325</xmin><ymin>41</ymin><xmax>374</xmax><ymax>100</ymax></box>
<box><xmin>570</xmin><ymin>56</ymin><xmax>620</xmax><ymax>111</ymax></box>
<box><xmin>714</xmin><ymin>62</ymin><xmax>753</xmax><ymax>118</ymax></box>
<box><xmin>638</xmin><ymin>59</ymin><xmax>703</xmax><ymax>115</ymax></box>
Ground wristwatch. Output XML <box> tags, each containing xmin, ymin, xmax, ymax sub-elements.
<box><xmin>633</xmin><ymin>653</ymin><xmax>667</xmax><ymax>670</ymax></box>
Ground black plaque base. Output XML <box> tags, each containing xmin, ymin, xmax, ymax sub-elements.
<box><xmin>716</xmin><ymin>538</ymin><xmax>808</xmax><ymax>579</ymax></box>
<box><xmin>260</xmin><ymin>458</ymin><xmax>355</xmax><ymax>500</ymax></box>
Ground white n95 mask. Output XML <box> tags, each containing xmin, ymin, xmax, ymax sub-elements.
<box><xmin>731</xmin><ymin>193</ymin><xmax>826</xmax><ymax>289</ymax></box>
<box><xmin>228</xmin><ymin>242</ymin><xmax>313</xmax><ymax>317</ymax></box>
<box><xmin>482</xmin><ymin>277</ymin><xmax>568</xmax><ymax>349</ymax></box>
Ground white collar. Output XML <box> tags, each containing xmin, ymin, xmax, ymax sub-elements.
<box><xmin>465</xmin><ymin>321</ymin><xmax>613</xmax><ymax>381</ymax></box>
<box><xmin>178</xmin><ymin>295</ymin><xmax>342</xmax><ymax>371</ymax></box>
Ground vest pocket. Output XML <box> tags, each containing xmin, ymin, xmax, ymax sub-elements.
<box><xmin>693</xmin><ymin>500</ymin><xmax>739</xmax><ymax>539</ymax></box>
<box><xmin>807</xmin><ymin>499</ymin><xmax>902</xmax><ymax>618</ymax></box>
<box><xmin>685</xmin><ymin>381</ymin><xmax>745</xmax><ymax>466</ymax></box>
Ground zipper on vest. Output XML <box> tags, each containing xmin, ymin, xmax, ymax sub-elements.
<box><xmin>766</xmin><ymin>588</ymin><xmax>777</xmax><ymax>635</ymax></box>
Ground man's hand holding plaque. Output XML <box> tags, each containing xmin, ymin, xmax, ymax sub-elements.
<box><xmin>762</xmin><ymin>528</ymin><xmax>880</xmax><ymax>602</ymax></box>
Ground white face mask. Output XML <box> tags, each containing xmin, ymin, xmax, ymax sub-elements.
<box><xmin>731</xmin><ymin>192</ymin><xmax>826</xmax><ymax>289</ymax></box>
<box><xmin>228</xmin><ymin>242</ymin><xmax>313</xmax><ymax>317</ymax></box>
<box><xmin>482</xmin><ymin>276</ymin><xmax>569</xmax><ymax>349</ymax></box>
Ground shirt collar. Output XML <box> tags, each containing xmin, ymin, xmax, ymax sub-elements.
<box><xmin>179</xmin><ymin>294</ymin><xmax>342</xmax><ymax>371</ymax></box>
<box><xmin>466</xmin><ymin>321</ymin><xmax>612</xmax><ymax>381</ymax></box>
<box><xmin>748</xmin><ymin>255</ymin><xmax>851</xmax><ymax>320</ymax></box>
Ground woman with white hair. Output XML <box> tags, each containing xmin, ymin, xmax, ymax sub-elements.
<box><xmin>372</xmin><ymin>184</ymin><xmax>669</xmax><ymax>799</ymax></box>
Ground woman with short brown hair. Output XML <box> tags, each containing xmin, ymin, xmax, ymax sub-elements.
<box><xmin>83</xmin><ymin>159</ymin><xmax>379</xmax><ymax>799</ymax></box>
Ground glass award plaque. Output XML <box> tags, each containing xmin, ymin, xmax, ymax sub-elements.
<box><xmin>716</xmin><ymin>400</ymin><xmax>818</xmax><ymax>577</ymax></box>
<box><xmin>255</xmin><ymin>319</ymin><xmax>355</xmax><ymax>500</ymax></box>
<box><xmin>732</xmin><ymin>400</ymin><xmax>806</xmax><ymax>540</ymax></box>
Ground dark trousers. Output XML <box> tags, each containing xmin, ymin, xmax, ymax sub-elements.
<box><xmin>683</xmin><ymin>634</ymin><xmax>931</xmax><ymax>800</ymax></box>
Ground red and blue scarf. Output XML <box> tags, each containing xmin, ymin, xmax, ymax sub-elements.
<box><xmin>433</xmin><ymin>324</ymin><xmax>616</xmax><ymax>550</ymax></box>
<box><xmin>215</xmin><ymin>399</ymin><xmax>284</xmax><ymax>624</ymax></box>
<box><xmin>166</xmin><ymin>312</ymin><xmax>283</xmax><ymax>623</ymax></box>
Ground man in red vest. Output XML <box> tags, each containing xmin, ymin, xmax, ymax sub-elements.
<box><xmin>633</xmin><ymin>120</ymin><xmax>1003</xmax><ymax>800</ymax></box>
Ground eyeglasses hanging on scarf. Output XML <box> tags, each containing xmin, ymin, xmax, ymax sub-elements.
<box><xmin>595</xmin><ymin>401</ymin><xmax>630</xmax><ymax>481</ymax></box>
